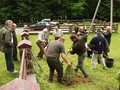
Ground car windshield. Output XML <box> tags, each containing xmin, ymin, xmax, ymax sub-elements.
<box><xmin>37</xmin><ymin>22</ymin><xmax>46</xmax><ymax>25</ymax></box>
<box><xmin>42</xmin><ymin>19</ymin><xmax>50</xmax><ymax>22</ymax></box>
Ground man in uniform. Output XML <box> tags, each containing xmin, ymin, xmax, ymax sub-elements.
<box><xmin>44</xmin><ymin>37</ymin><xmax>71</xmax><ymax>83</ymax></box>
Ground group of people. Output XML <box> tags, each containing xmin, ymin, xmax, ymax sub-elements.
<box><xmin>36</xmin><ymin>25</ymin><xmax>63</xmax><ymax>60</ymax></box>
<box><xmin>76</xmin><ymin>24</ymin><xmax>111</xmax><ymax>68</ymax></box>
<box><xmin>36</xmin><ymin>25</ymin><xmax>69</xmax><ymax>83</ymax></box>
<box><xmin>0</xmin><ymin>20</ymin><xmax>18</xmax><ymax>73</ymax></box>
<box><xmin>36</xmin><ymin>23</ymin><xmax>112</xmax><ymax>83</ymax></box>
<box><xmin>0</xmin><ymin>20</ymin><xmax>112</xmax><ymax>84</ymax></box>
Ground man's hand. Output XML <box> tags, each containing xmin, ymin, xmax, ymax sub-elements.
<box><xmin>68</xmin><ymin>49</ymin><xmax>71</xmax><ymax>52</ymax></box>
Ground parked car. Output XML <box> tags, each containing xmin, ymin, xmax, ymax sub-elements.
<box><xmin>29</xmin><ymin>19</ymin><xmax>59</xmax><ymax>31</ymax></box>
<box><xmin>50</xmin><ymin>21</ymin><xmax>59</xmax><ymax>27</ymax></box>
<box><xmin>41</xmin><ymin>19</ymin><xmax>51</xmax><ymax>23</ymax></box>
<box><xmin>29</xmin><ymin>22</ymin><xmax>50</xmax><ymax>31</ymax></box>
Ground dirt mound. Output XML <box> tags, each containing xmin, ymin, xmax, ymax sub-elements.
<box><xmin>52</xmin><ymin>73</ymin><xmax>91</xmax><ymax>86</ymax></box>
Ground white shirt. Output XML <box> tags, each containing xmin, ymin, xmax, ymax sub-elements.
<box><xmin>53</xmin><ymin>29</ymin><xmax>63</xmax><ymax>37</ymax></box>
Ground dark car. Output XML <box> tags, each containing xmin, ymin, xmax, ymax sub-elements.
<box><xmin>29</xmin><ymin>22</ymin><xmax>50</xmax><ymax>31</ymax></box>
<box><xmin>50</xmin><ymin>21</ymin><xmax>59</xmax><ymax>27</ymax></box>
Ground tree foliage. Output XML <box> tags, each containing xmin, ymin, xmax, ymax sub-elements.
<box><xmin>0</xmin><ymin>0</ymin><xmax>120</xmax><ymax>23</ymax></box>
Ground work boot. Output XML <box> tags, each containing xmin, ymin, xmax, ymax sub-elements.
<box><xmin>48</xmin><ymin>78</ymin><xmax>53</xmax><ymax>82</ymax></box>
<box><xmin>83</xmin><ymin>77</ymin><xmax>91</xmax><ymax>83</ymax></box>
<box><xmin>74</xmin><ymin>67</ymin><xmax>78</xmax><ymax>72</ymax></box>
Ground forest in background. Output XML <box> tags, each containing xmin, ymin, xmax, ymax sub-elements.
<box><xmin>0</xmin><ymin>0</ymin><xmax>120</xmax><ymax>23</ymax></box>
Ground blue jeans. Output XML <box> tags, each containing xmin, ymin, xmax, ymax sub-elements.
<box><xmin>4</xmin><ymin>48</ymin><xmax>14</xmax><ymax>72</ymax></box>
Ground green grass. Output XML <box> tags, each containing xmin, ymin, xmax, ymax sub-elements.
<box><xmin>0</xmin><ymin>23</ymin><xmax>120</xmax><ymax>90</ymax></box>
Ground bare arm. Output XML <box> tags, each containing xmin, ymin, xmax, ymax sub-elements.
<box><xmin>44</xmin><ymin>46</ymin><xmax>47</xmax><ymax>56</ymax></box>
<box><xmin>61</xmin><ymin>53</ymin><xmax>71</xmax><ymax>66</ymax></box>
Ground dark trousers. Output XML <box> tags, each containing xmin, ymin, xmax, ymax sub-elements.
<box><xmin>13</xmin><ymin>46</ymin><xmax>18</xmax><ymax>60</ymax></box>
<box><xmin>103</xmin><ymin>52</ymin><xmax>108</xmax><ymax>59</ymax></box>
<box><xmin>46</xmin><ymin>58</ymin><xmax>63</xmax><ymax>82</ymax></box>
<box><xmin>87</xmin><ymin>50</ymin><xmax>92</xmax><ymax>58</ymax></box>
<box><xmin>4</xmin><ymin>48</ymin><xmax>14</xmax><ymax>72</ymax></box>
<box><xmin>36</xmin><ymin>42</ymin><xmax>45</xmax><ymax>59</ymax></box>
<box><xmin>55</xmin><ymin>37</ymin><xmax>60</xmax><ymax>40</ymax></box>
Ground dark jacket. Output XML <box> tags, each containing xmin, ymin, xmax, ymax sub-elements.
<box><xmin>104</xmin><ymin>39</ymin><xmax>109</xmax><ymax>53</ymax></box>
<box><xmin>0</xmin><ymin>26</ymin><xmax>13</xmax><ymax>53</ymax></box>
<box><xmin>102</xmin><ymin>31</ymin><xmax>112</xmax><ymax>45</ymax></box>
<box><xmin>90</xmin><ymin>35</ymin><xmax>106</xmax><ymax>54</ymax></box>
<box><xmin>78</xmin><ymin>34</ymin><xmax>87</xmax><ymax>42</ymax></box>
<box><xmin>74</xmin><ymin>25</ymin><xmax>79</xmax><ymax>34</ymax></box>
<box><xmin>11</xmin><ymin>30</ymin><xmax>18</xmax><ymax>46</ymax></box>
<box><xmin>70</xmin><ymin>38</ymin><xmax>86</xmax><ymax>56</ymax></box>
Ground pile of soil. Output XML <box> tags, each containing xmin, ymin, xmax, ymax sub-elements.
<box><xmin>52</xmin><ymin>73</ymin><xmax>90</xmax><ymax>86</ymax></box>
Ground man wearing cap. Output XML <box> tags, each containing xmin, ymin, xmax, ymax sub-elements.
<box><xmin>36</xmin><ymin>28</ymin><xmax>48</xmax><ymax>59</ymax></box>
<box><xmin>90</xmin><ymin>29</ymin><xmax>106</xmax><ymax>69</ymax></box>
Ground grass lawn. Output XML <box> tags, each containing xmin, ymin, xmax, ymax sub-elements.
<box><xmin>0</xmin><ymin>23</ymin><xmax>120</xmax><ymax>90</ymax></box>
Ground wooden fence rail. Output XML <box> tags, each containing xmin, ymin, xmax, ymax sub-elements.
<box><xmin>19</xmin><ymin>49</ymin><xmax>27</xmax><ymax>79</ymax></box>
<box><xmin>49</xmin><ymin>23</ymin><xmax>118</xmax><ymax>33</ymax></box>
<box><xmin>29</xmin><ymin>23</ymin><xmax>118</xmax><ymax>35</ymax></box>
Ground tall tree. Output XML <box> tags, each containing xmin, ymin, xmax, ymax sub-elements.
<box><xmin>0</xmin><ymin>0</ymin><xmax>18</xmax><ymax>23</ymax></box>
<box><xmin>0</xmin><ymin>0</ymin><xmax>120</xmax><ymax>23</ymax></box>
<box><xmin>113</xmin><ymin>0</ymin><xmax>120</xmax><ymax>21</ymax></box>
<box><xmin>97</xmin><ymin>0</ymin><xmax>110</xmax><ymax>21</ymax></box>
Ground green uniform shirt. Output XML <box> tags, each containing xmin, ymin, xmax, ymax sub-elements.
<box><xmin>46</xmin><ymin>40</ymin><xmax>65</xmax><ymax>58</ymax></box>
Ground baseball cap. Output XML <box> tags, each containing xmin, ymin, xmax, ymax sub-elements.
<box><xmin>97</xmin><ymin>29</ymin><xmax>102</xmax><ymax>34</ymax></box>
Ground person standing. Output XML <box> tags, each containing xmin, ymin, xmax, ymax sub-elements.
<box><xmin>53</xmin><ymin>25</ymin><xmax>63</xmax><ymax>40</ymax></box>
<box><xmin>101</xmin><ymin>26</ymin><xmax>111</xmax><ymax>58</ymax></box>
<box><xmin>74</xmin><ymin>22</ymin><xmax>79</xmax><ymax>35</ymax></box>
<box><xmin>77</xmin><ymin>26</ymin><xmax>87</xmax><ymax>36</ymax></box>
<box><xmin>77</xmin><ymin>27</ymin><xmax>90</xmax><ymax>58</ymax></box>
<box><xmin>44</xmin><ymin>37</ymin><xmax>71</xmax><ymax>83</ymax></box>
<box><xmin>90</xmin><ymin>29</ymin><xmax>106</xmax><ymax>69</ymax></box>
<box><xmin>102</xmin><ymin>26</ymin><xmax>112</xmax><ymax>46</ymax></box>
<box><xmin>0</xmin><ymin>20</ymin><xmax>17</xmax><ymax>73</ymax></box>
<box><xmin>68</xmin><ymin>34</ymin><xmax>90</xmax><ymax>81</ymax></box>
<box><xmin>11</xmin><ymin>23</ymin><xmax>18</xmax><ymax>61</ymax></box>
<box><xmin>36</xmin><ymin>28</ymin><xmax>48</xmax><ymax>59</ymax></box>
<box><xmin>77</xmin><ymin>27</ymin><xmax>87</xmax><ymax>42</ymax></box>
<box><xmin>44</xmin><ymin>27</ymin><xmax>50</xmax><ymax>45</ymax></box>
